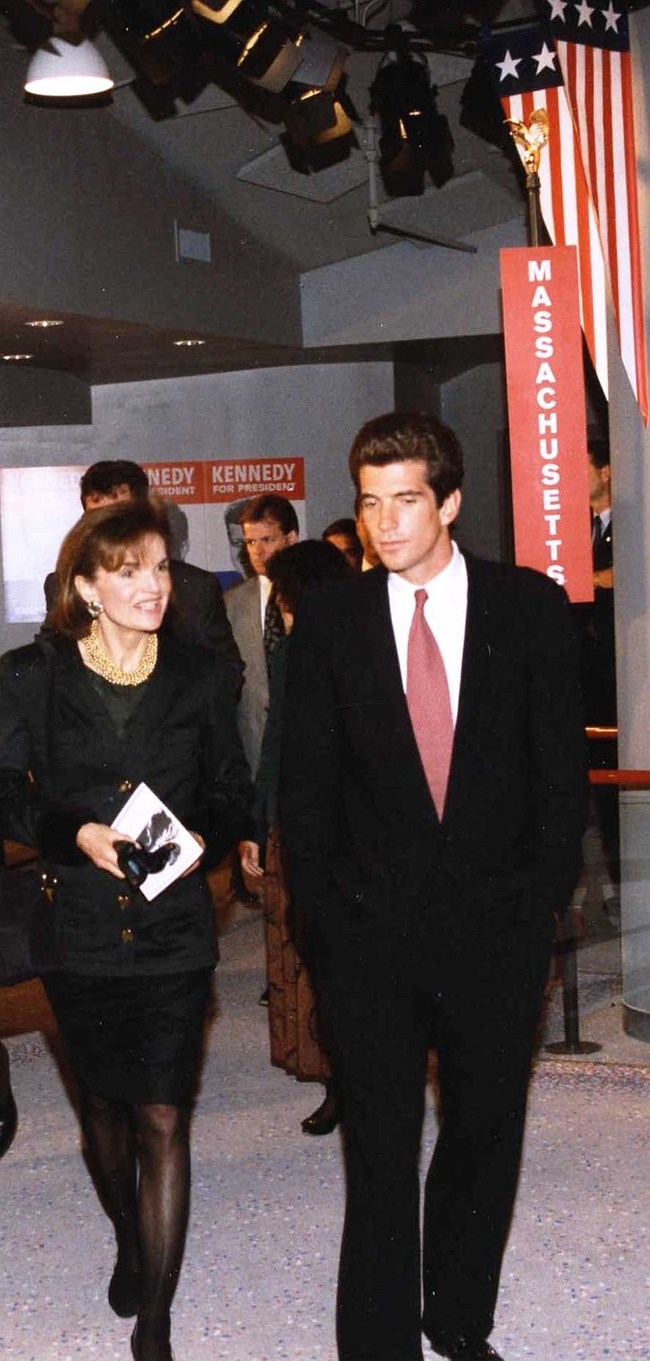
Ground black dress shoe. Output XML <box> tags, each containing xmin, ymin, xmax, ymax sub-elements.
<box><xmin>108</xmin><ymin>1252</ymin><xmax>141</xmax><ymax>1318</ymax></box>
<box><xmin>0</xmin><ymin>1090</ymin><xmax>17</xmax><ymax>1160</ymax></box>
<box><xmin>427</xmin><ymin>1329</ymin><xmax>504</xmax><ymax>1360</ymax></box>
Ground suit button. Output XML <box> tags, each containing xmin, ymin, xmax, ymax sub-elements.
<box><xmin>118</xmin><ymin>779</ymin><xmax>133</xmax><ymax>793</ymax></box>
<box><xmin>121</xmin><ymin>927</ymin><xmax>135</xmax><ymax>945</ymax></box>
<box><xmin>117</xmin><ymin>894</ymin><xmax>130</xmax><ymax>910</ymax></box>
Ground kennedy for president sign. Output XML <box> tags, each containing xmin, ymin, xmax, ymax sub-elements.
<box><xmin>145</xmin><ymin>458</ymin><xmax>306</xmax><ymax>589</ymax></box>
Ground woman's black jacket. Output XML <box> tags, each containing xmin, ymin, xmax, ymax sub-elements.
<box><xmin>0</xmin><ymin>632</ymin><xmax>252</xmax><ymax>977</ymax></box>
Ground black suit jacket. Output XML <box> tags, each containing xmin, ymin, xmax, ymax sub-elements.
<box><xmin>43</xmin><ymin>560</ymin><xmax>244</xmax><ymax>700</ymax></box>
<box><xmin>280</xmin><ymin>555</ymin><xmax>587</xmax><ymax>968</ymax></box>
<box><xmin>573</xmin><ymin>514</ymin><xmax>616</xmax><ymax>725</ymax></box>
<box><xmin>592</xmin><ymin>512</ymin><xmax>613</xmax><ymax>574</ymax></box>
<box><xmin>0</xmin><ymin>632</ymin><xmax>252</xmax><ymax>976</ymax></box>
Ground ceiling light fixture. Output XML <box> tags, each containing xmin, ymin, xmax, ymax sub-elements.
<box><xmin>25</xmin><ymin>319</ymin><xmax>64</xmax><ymax>329</ymax></box>
<box><xmin>192</xmin><ymin>0</ymin><xmax>245</xmax><ymax>25</ymax></box>
<box><xmin>1</xmin><ymin>354</ymin><xmax>34</xmax><ymax>362</ymax></box>
<box><xmin>172</xmin><ymin>338</ymin><xmax>206</xmax><ymax>347</ymax></box>
<box><xmin>24</xmin><ymin>36</ymin><xmax>114</xmax><ymax>98</ymax></box>
<box><xmin>191</xmin><ymin>0</ymin><xmax>303</xmax><ymax>93</ymax></box>
<box><xmin>370</xmin><ymin>24</ymin><xmax>453</xmax><ymax>197</ymax></box>
<box><xmin>285</xmin><ymin>87</ymin><xmax>351</xmax><ymax>146</ymax></box>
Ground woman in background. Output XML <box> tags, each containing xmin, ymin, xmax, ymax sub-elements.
<box><xmin>0</xmin><ymin>500</ymin><xmax>251</xmax><ymax>1361</ymax></box>
<box><xmin>239</xmin><ymin>539</ymin><xmax>354</xmax><ymax>1135</ymax></box>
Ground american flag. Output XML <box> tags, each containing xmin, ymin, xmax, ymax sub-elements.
<box><xmin>482</xmin><ymin>25</ymin><xmax>610</xmax><ymax>403</ymax></box>
<box><xmin>543</xmin><ymin>0</ymin><xmax>648</xmax><ymax>424</ymax></box>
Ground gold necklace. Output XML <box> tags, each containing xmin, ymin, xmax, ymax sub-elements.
<box><xmin>82</xmin><ymin>618</ymin><xmax>158</xmax><ymax>686</ymax></box>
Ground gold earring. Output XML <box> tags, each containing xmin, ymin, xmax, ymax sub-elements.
<box><xmin>87</xmin><ymin>600</ymin><xmax>103</xmax><ymax>619</ymax></box>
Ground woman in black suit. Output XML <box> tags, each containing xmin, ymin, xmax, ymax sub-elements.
<box><xmin>0</xmin><ymin>500</ymin><xmax>251</xmax><ymax>1361</ymax></box>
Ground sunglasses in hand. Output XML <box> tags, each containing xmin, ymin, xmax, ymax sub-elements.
<box><xmin>115</xmin><ymin>840</ymin><xmax>180</xmax><ymax>890</ymax></box>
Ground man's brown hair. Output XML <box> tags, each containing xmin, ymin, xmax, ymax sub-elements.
<box><xmin>349</xmin><ymin>411</ymin><xmax>464</xmax><ymax>506</ymax></box>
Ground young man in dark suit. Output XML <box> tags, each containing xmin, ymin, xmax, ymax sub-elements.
<box><xmin>280</xmin><ymin>412</ymin><xmax>586</xmax><ymax>1361</ymax></box>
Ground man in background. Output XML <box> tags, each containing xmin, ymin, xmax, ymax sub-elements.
<box><xmin>575</xmin><ymin>436</ymin><xmax>619</xmax><ymax>923</ymax></box>
<box><xmin>225</xmin><ymin>494</ymin><xmax>298</xmax><ymax>961</ymax></box>
<box><xmin>43</xmin><ymin>459</ymin><xmax>243</xmax><ymax>698</ymax></box>
<box><xmin>322</xmin><ymin>518</ymin><xmax>363</xmax><ymax>571</ymax></box>
<box><xmin>225</xmin><ymin>493</ymin><xmax>299</xmax><ymax>781</ymax></box>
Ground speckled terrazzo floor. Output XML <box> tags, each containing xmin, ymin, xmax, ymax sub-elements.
<box><xmin>1</xmin><ymin>904</ymin><xmax>649</xmax><ymax>1361</ymax></box>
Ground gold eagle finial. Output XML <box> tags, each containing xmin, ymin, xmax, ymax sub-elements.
<box><xmin>505</xmin><ymin>108</ymin><xmax>550</xmax><ymax>175</ymax></box>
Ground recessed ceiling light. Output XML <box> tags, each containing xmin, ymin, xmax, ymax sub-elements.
<box><xmin>173</xmin><ymin>338</ymin><xmax>206</xmax><ymax>348</ymax></box>
<box><xmin>1</xmin><ymin>353</ymin><xmax>34</xmax><ymax>362</ymax></box>
<box><xmin>25</xmin><ymin>319</ymin><xmax>64</xmax><ymax>329</ymax></box>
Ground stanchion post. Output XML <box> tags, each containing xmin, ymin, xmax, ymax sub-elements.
<box><xmin>545</xmin><ymin>906</ymin><xmax>601</xmax><ymax>1055</ymax></box>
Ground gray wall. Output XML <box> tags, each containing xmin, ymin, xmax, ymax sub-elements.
<box><xmin>441</xmin><ymin>362</ymin><xmax>510</xmax><ymax>561</ymax></box>
<box><xmin>300</xmin><ymin>219</ymin><xmax>527</xmax><ymax>348</ymax></box>
<box><xmin>1</xmin><ymin>45</ymin><xmax>301</xmax><ymax>347</ymax></box>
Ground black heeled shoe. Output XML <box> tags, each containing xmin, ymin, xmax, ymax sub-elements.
<box><xmin>108</xmin><ymin>1252</ymin><xmax>141</xmax><ymax>1318</ymax></box>
<box><xmin>0</xmin><ymin>1089</ymin><xmax>17</xmax><ymax>1160</ymax></box>
<box><xmin>301</xmin><ymin>1084</ymin><xmax>340</xmax><ymax>1137</ymax></box>
<box><xmin>130</xmin><ymin>1322</ymin><xmax>175</xmax><ymax>1361</ymax></box>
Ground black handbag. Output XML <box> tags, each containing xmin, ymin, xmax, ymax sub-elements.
<box><xmin>0</xmin><ymin>861</ymin><xmax>60</xmax><ymax>987</ymax></box>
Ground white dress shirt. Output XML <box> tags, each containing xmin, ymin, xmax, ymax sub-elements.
<box><xmin>258</xmin><ymin>574</ymin><xmax>271</xmax><ymax>627</ymax></box>
<box><xmin>592</xmin><ymin>507</ymin><xmax>612</xmax><ymax>539</ymax></box>
<box><xmin>387</xmin><ymin>541</ymin><xmax>468</xmax><ymax>724</ymax></box>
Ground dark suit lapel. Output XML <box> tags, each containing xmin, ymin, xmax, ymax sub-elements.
<box><xmin>444</xmin><ymin>554</ymin><xmax>498</xmax><ymax>819</ymax></box>
<box><xmin>361</xmin><ymin>567</ymin><xmax>407</xmax><ymax>708</ymax></box>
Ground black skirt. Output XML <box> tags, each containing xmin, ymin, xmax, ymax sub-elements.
<box><xmin>44</xmin><ymin>967</ymin><xmax>214</xmax><ymax>1105</ymax></box>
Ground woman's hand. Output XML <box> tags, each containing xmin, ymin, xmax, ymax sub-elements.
<box><xmin>239</xmin><ymin>840</ymin><xmax>264</xmax><ymax>878</ymax></box>
<box><xmin>76</xmin><ymin>823</ymin><xmax>129</xmax><ymax>878</ymax></box>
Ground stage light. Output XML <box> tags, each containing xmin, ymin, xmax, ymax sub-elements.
<box><xmin>459</xmin><ymin>56</ymin><xmax>513</xmax><ymax>152</ymax></box>
<box><xmin>292</xmin><ymin>29</ymin><xmax>348</xmax><ymax>93</ymax></box>
<box><xmin>235</xmin><ymin>17</ymin><xmax>301</xmax><ymax>92</ymax></box>
<box><xmin>283</xmin><ymin>31</ymin><xmax>351</xmax><ymax>150</ymax></box>
<box><xmin>24</xmin><ymin>36</ymin><xmax>114</xmax><ymax>97</ymax></box>
<box><xmin>284</xmin><ymin>87</ymin><xmax>351</xmax><ymax>146</ymax></box>
<box><xmin>192</xmin><ymin>0</ymin><xmax>246</xmax><ymax>25</ymax></box>
<box><xmin>192</xmin><ymin>0</ymin><xmax>302</xmax><ymax>92</ymax></box>
<box><xmin>370</xmin><ymin>24</ymin><xmax>453</xmax><ymax>197</ymax></box>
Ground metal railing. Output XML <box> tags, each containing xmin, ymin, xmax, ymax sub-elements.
<box><xmin>548</xmin><ymin>726</ymin><xmax>650</xmax><ymax>1055</ymax></box>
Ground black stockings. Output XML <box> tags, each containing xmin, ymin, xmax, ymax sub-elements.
<box><xmin>80</xmin><ymin>1090</ymin><xmax>191</xmax><ymax>1361</ymax></box>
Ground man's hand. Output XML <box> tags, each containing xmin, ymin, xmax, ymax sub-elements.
<box><xmin>594</xmin><ymin>566</ymin><xmax>614</xmax><ymax>590</ymax></box>
<box><xmin>239</xmin><ymin>840</ymin><xmax>265</xmax><ymax>878</ymax></box>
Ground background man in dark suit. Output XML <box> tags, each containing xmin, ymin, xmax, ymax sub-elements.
<box><xmin>225</xmin><ymin>493</ymin><xmax>298</xmax><ymax>949</ymax></box>
<box><xmin>225</xmin><ymin>493</ymin><xmax>299</xmax><ymax>780</ymax></box>
<box><xmin>43</xmin><ymin>460</ymin><xmax>243</xmax><ymax>698</ymax></box>
<box><xmin>575</xmin><ymin>436</ymin><xmax>619</xmax><ymax>922</ymax></box>
<box><xmin>281</xmin><ymin>413</ymin><xmax>586</xmax><ymax>1361</ymax></box>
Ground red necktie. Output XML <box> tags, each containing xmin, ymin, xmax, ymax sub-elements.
<box><xmin>406</xmin><ymin>588</ymin><xmax>454</xmax><ymax>819</ymax></box>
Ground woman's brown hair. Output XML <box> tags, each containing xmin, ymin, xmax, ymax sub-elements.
<box><xmin>49</xmin><ymin>499</ymin><xmax>172</xmax><ymax>639</ymax></box>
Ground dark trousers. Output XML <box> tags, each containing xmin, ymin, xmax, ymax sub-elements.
<box><xmin>315</xmin><ymin>911</ymin><xmax>555</xmax><ymax>1361</ymax></box>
